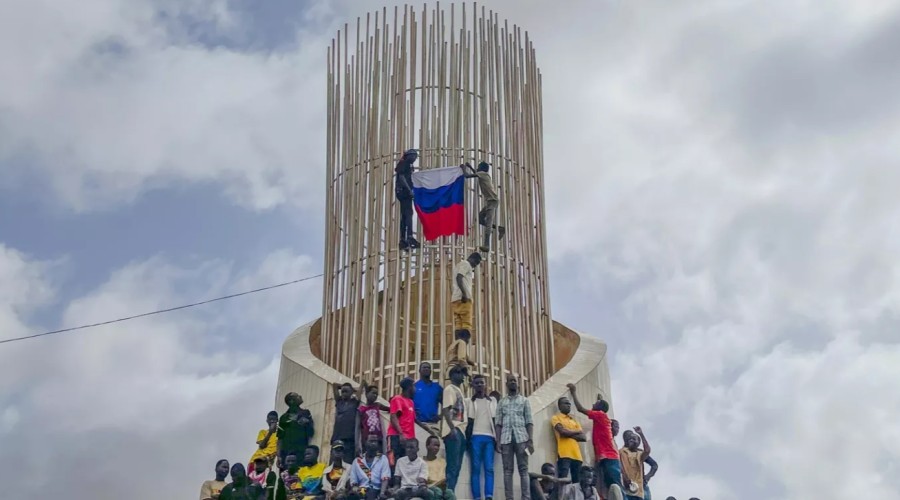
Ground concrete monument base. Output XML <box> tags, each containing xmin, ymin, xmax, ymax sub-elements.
<box><xmin>275</xmin><ymin>319</ymin><xmax>613</xmax><ymax>500</ymax></box>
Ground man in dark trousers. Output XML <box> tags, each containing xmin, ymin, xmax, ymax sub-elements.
<box><xmin>496</xmin><ymin>374</ymin><xmax>534</xmax><ymax>500</ymax></box>
<box><xmin>567</xmin><ymin>384</ymin><xmax>621</xmax><ymax>497</ymax></box>
<box><xmin>331</xmin><ymin>382</ymin><xmax>361</xmax><ymax>456</ymax></box>
<box><xmin>441</xmin><ymin>364</ymin><xmax>469</xmax><ymax>493</ymax></box>
<box><xmin>395</xmin><ymin>148</ymin><xmax>420</xmax><ymax>250</ymax></box>
<box><xmin>552</xmin><ymin>397</ymin><xmax>587</xmax><ymax>482</ymax></box>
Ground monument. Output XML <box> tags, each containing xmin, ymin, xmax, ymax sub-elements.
<box><xmin>276</xmin><ymin>4</ymin><xmax>612</xmax><ymax>498</ymax></box>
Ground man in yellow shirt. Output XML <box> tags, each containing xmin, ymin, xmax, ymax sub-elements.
<box><xmin>551</xmin><ymin>397</ymin><xmax>587</xmax><ymax>483</ymax></box>
<box><xmin>251</xmin><ymin>411</ymin><xmax>279</xmax><ymax>466</ymax></box>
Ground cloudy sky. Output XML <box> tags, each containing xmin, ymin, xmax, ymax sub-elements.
<box><xmin>2</xmin><ymin>0</ymin><xmax>899</xmax><ymax>498</ymax></box>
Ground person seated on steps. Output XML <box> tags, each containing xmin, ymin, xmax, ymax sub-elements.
<box><xmin>220</xmin><ymin>463</ymin><xmax>266</xmax><ymax>500</ymax></box>
<box><xmin>389</xmin><ymin>439</ymin><xmax>432</xmax><ymax>500</ymax></box>
<box><xmin>461</xmin><ymin>161</ymin><xmax>505</xmax><ymax>252</ymax></box>
<box><xmin>248</xmin><ymin>457</ymin><xmax>277</xmax><ymax>500</ymax></box>
<box><xmin>423</xmin><ymin>435</ymin><xmax>456</xmax><ymax>500</ymax></box>
<box><xmin>559</xmin><ymin>466</ymin><xmax>601</xmax><ymax>500</ymax></box>
<box><xmin>529</xmin><ymin>463</ymin><xmax>571</xmax><ymax>500</ymax></box>
<box><xmin>322</xmin><ymin>441</ymin><xmax>352</xmax><ymax>500</ymax></box>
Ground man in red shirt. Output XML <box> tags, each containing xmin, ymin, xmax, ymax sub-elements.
<box><xmin>388</xmin><ymin>377</ymin><xmax>436</xmax><ymax>464</ymax></box>
<box><xmin>567</xmin><ymin>384</ymin><xmax>622</xmax><ymax>497</ymax></box>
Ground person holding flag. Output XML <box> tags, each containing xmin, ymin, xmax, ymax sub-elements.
<box><xmin>395</xmin><ymin>149</ymin><xmax>421</xmax><ymax>251</ymax></box>
<box><xmin>462</xmin><ymin>161</ymin><xmax>505</xmax><ymax>252</ymax></box>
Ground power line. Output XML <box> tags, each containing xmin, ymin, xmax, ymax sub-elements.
<box><xmin>0</xmin><ymin>273</ymin><xmax>324</xmax><ymax>346</ymax></box>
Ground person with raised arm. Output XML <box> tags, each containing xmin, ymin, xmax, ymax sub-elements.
<box><xmin>461</xmin><ymin>161</ymin><xmax>505</xmax><ymax>252</ymax></box>
<box><xmin>395</xmin><ymin>149</ymin><xmax>420</xmax><ymax>251</ymax></box>
<box><xmin>566</xmin><ymin>384</ymin><xmax>622</xmax><ymax>496</ymax></box>
<box><xmin>619</xmin><ymin>428</ymin><xmax>651</xmax><ymax>500</ymax></box>
<box><xmin>357</xmin><ymin>382</ymin><xmax>390</xmax><ymax>457</ymax></box>
<box><xmin>449</xmin><ymin>252</ymin><xmax>482</xmax><ymax>364</ymax></box>
<box><xmin>332</xmin><ymin>382</ymin><xmax>361</xmax><ymax>456</ymax></box>
<box><xmin>251</xmin><ymin>411</ymin><xmax>280</xmax><ymax>467</ymax></box>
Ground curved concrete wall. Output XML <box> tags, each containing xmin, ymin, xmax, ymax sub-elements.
<box><xmin>276</xmin><ymin>320</ymin><xmax>612</xmax><ymax>500</ymax></box>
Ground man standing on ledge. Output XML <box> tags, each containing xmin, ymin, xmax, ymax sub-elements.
<box><xmin>395</xmin><ymin>148</ymin><xmax>420</xmax><ymax>251</ymax></box>
<box><xmin>566</xmin><ymin>384</ymin><xmax>621</xmax><ymax>498</ymax></box>
<box><xmin>278</xmin><ymin>393</ymin><xmax>315</xmax><ymax>470</ymax></box>
<box><xmin>414</xmin><ymin>362</ymin><xmax>443</xmax><ymax>436</ymax></box>
<box><xmin>442</xmin><ymin>364</ymin><xmax>469</xmax><ymax>493</ymax></box>
<box><xmin>496</xmin><ymin>374</ymin><xmax>534</xmax><ymax>500</ymax></box>
<box><xmin>552</xmin><ymin>397</ymin><xmax>586</xmax><ymax>482</ymax></box>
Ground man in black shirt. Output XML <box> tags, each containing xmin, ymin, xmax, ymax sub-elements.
<box><xmin>331</xmin><ymin>382</ymin><xmax>361</xmax><ymax>456</ymax></box>
<box><xmin>395</xmin><ymin>148</ymin><xmax>420</xmax><ymax>251</ymax></box>
<box><xmin>220</xmin><ymin>463</ymin><xmax>266</xmax><ymax>500</ymax></box>
<box><xmin>278</xmin><ymin>392</ymin><xmax>315</xmax><ymax>469</ymax></box>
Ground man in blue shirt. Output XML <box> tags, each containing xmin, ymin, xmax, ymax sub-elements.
<box><xmin>413</xmin><ymin>362</ymin><xmax>442</xmax><ymax>431</ymax></box>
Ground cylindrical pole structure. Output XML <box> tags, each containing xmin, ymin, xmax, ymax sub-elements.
<box><xmin>322</xmin><ymin>3</ymin><xmax>552</xmax><ymax>397</ymax></box>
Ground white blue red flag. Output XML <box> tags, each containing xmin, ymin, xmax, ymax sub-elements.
<box><xmin>411</xmin><ymin>166</ymin><xmax>466</xmax><ymax>241</ymax></box>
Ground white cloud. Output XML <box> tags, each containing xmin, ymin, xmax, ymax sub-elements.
<box><xmin>690</xmin><ymin>337</ymin><xmax>900</xmax><ymax>500</ymax></box>
<box><xmin>0</xmin><ymin>245</ymin><xmax>320</xmax><ymax>497</ymax></box>
<box><xmin>3</xmin><ymin>0</ymin><xmax>900</xmax><ymax>498</ymax></box>
<box><xmin>0</xmin><ymin>0</ymin><xmax>331</xmax><ymax>212</ymax></box>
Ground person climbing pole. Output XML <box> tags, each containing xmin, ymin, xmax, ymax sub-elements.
<box><xmin>395</xmin><ymin>149</ymin><xmax>421</xmax><ymax>251</ymax></box>
<box><xmin>462</xmin><ymin>161</ymin><xmax>505</xmax><ymax>252</ymax></box>
<box><xmin>451</xmin><ymin>252</ymin><xmax>482</xmax><ymax>346</ymax></box>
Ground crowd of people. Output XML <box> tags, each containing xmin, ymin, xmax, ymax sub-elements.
<box><xmin>198</xmin><ymin>151</ymin><xmax>700</xmax><ymax>500</ymax></box>
<box><xmin>199</xmin><ymin>365</ymin><xmax>699</xmax><ymax>500</ymax></box>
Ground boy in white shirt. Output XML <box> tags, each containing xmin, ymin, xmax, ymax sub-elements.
<box><xmin>391</xmin><ymin>439</ymin><xmax>431</xmax><ymax>500</ymax></box>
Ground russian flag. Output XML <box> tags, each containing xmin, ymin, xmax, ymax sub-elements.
<box><xmin>412</xmin><ymin>166</ymin><xmax>466</xmax><ymax>241</ymax></box>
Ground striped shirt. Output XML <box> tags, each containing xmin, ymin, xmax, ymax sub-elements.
<box><xmin>496</xmin><ymin>394</ymin><xmax>533</xmax><ymax>444</ymax></box>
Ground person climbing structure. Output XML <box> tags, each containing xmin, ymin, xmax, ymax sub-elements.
<box><xmin>462</xmin><ymin>161</ymin><xmax>505</xmax><ymax>252</ymax></box>
<box><xmin>450</xmin><ymin>252</ymin><xmax>482</xmax><ymax>352</ymax></box>
<box><xmin>395</xmin><ymin>149</ymin><xmax>421</xmax><ymax>251</ymax></box>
